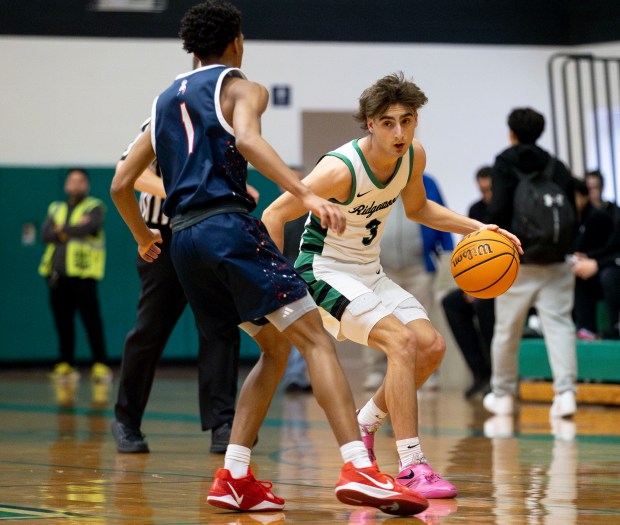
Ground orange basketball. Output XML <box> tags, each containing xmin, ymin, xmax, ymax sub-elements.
<box><xmin>450</xmin><ymin>229</ymin><xmax>520</xmax><ymax>299</ymax></box>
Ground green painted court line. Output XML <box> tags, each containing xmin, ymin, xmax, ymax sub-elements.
<box><xmin>1</xmin><ymin>402</ymin><xmax>620</xmax><ymax>444</ymax></box>
<box><xmin>0</xmin><ymin>459</ymin><xmax>211</xmax><ymax>480</ymax></box>
<box><xmin>0</xmin><ymin>504</ymin><xmax>75</xmax><ymax>519</ymax></box>
<box><xmin>0</xmin><ymin>402</ymin><xmax>320</xmax><ymax>429</ymax></box>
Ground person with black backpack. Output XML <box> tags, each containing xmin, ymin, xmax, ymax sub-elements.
<box><xmin>483</xmin><ymin>107</ymin><xmax>578</xmax><ymax>421</ymax></box>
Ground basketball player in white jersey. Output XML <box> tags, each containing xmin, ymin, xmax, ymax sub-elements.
<box><xmin>263</xmin><ymin>72</ymin><xmax>522</xmax><ymax>498</ymax></box>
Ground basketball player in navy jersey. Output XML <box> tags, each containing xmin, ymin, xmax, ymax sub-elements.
<box><xmin>111</xmin><ymin>0</ymin><xmax>429</xmax><ymax>516</ymax></box>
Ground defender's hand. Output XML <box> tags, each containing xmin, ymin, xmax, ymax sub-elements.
<box><xmin>302</xmin><ymin>194</ymin><xmax>346</xmax><ymax>235</ymax></box>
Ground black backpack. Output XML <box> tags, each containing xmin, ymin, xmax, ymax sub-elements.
<box><xmin>511</xmin><ymin>158</ymin><xmax>576</xmax><ymax>264</ymax></box>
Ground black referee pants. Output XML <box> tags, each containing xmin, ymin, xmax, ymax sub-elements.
<box><xmin>49</xmin><ymin>275</ymin><xmax>107</xmax><ymax>366</ymax></box>
<box><xmin>114</xmin><ymin>227</ymin><xmax>239</xmax><ymax>432</ymax></box>
<box><xmin>441</xmin><ymin>288</ymin><xmax>494</xmax><ymax>383</ymax></box>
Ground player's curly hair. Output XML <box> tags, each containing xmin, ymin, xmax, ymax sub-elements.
<box><xmin>179</xmin><ymin>0</ymin><xmax>242</xmax><ymax>61</ymax></box>
<box><xmin>353</xmin><ymin>71</ymin><xmax>428</xmax><ymax>130</ymax></box>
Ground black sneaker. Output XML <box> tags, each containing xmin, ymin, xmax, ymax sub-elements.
<box><xmin>111</xmin><ymin>420</ymin><xmax>149</xmax><ymax>453</ymax></box>
<box><xmin>210</xmin><ymin>421</ymin><xmax>232</xmax><ymax>454</ymax></box>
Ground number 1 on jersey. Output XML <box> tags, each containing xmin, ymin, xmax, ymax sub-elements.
<box><xmin>180</xmin><ymin>102</ymin><xmax>194</xmax><ymax>154</ymax></box>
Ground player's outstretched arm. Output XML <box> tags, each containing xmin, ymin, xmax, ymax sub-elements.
<box><xmin>227</xmin><ymin>79</ymin><xmax>311</xmax><ymax>198</ymax></box>
<box><xmin>401</xmin><ymin>141</ymin><xmax>522</xmax><ymax>253</ymax></box>
<box><xmin>110</xmin><ymin>128</ymin><xmax>163</xmax><ymax>262</ymax></box>
<box><xmin>226</xmin><ymin>78</ymin><xmax>347</xmax><ymax>246</ymax></box>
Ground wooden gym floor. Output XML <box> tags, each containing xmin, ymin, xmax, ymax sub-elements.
<box><xmin>1</xmin><ymin>347</ymin><xmax>619</xmax><ymax>524</ymax></box>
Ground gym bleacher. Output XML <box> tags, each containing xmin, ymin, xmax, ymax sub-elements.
<box><xmin>519</xmin><ymin>303</ymin><xmax>620</xmax><ymax>405</ymax></box>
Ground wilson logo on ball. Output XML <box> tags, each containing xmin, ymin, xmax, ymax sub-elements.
<box><xmin>452</xmin><ymin>243</ymin><xmax>493</xmax><ymax>267</ymax></box>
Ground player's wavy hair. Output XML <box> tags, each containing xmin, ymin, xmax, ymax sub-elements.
<box><xmin>179</xmin><ymin>0</ymin><xmax>242</xmax><ymax>61</ymax></box>
<box><xmin>353</xmin><ymin>72</ymin><xmax>428</xmax><ymax>130</ymax></box>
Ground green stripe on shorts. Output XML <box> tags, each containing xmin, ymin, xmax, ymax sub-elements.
<box><xmin>295</xmin><ymin>252</ymin><xmax>349</xmax><ymax>320</ymax></box>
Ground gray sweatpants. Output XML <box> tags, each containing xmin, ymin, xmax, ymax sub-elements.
<box><xmin>490</xmin><ymin>262</ymin><xmax>577</xmax><ymax>396</ymax></box>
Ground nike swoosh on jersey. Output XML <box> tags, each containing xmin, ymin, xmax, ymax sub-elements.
<box><xmin>358</xmin><ymin>471</ymin><xmax>394</xmax><ymax>490</ymax></box>
<box><xmin>227</xmin><ymin>482</ymin><xmax>245</xmax><ymax>506</ymax></box>
<box><xmin>356</xmin><ymin>190</ymin><xmax>372</xmax><ymax>197</ymax></box>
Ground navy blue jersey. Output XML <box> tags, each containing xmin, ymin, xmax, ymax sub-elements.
<box><xmin>151</xmin><ymin>65</ymin><xmax>256</xmax><ymax>218</ymax></box>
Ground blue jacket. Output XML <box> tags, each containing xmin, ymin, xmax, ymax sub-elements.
<box><xmin>421</xmin><ymin>174</ymin><xmax>455</xmax><ymax>271</ymax></box>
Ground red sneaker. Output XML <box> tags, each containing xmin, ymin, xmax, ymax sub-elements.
<box><xmin>335</xmin><ymin>462</ymin><xmax>428</xmax><ymax>516</ymax></box>
<box><xmin>207</xmin><ymin>468</ymin><xmax>285</xmax><ymax>512</ymax></box>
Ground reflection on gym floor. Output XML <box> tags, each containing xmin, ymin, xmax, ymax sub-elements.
<box><xmin>0</xmin><ymin>367</ymin><xmax>618</xmax><ymax>524</ymax></box>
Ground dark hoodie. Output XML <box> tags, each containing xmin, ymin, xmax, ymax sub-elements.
<box><xmin>487</xmin><ymin>143</ymin><xmax>576</xmax><ymax>262</ymax></box>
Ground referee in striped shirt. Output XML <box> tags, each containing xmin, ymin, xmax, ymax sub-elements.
<box><xmin>111</xmin><ymin>120</ymin><xmax>242</xmax><ymax>454</ymax></box>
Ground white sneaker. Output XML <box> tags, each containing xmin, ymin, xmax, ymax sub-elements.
<box><xmin>550</xmin><ymin>390</ymin><xmax>576</xmax><ymax>418</ymax></box>
<box><xmin>483</xmin><ymin>392</ymin><xmax>514</xmax><ymax>415</ymax></box>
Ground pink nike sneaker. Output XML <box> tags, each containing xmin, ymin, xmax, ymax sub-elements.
<box><xmin>336</xmin><ymin>461</ymin><xmax>428</xmax><ymax>516</ymax></box>
<box><xmin>396</xmin><ymin>462</ymin><xmax>457</xmax><ymax>499</ymax></box>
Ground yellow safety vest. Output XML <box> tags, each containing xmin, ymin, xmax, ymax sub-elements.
<box><xmin>38</xmin><ymin>197</ymin><xmax>106</xmax><ymax>280</ymax></box>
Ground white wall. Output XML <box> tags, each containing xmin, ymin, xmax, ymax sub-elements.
<box><xmin>0</xmin><ymin>36</ymin><xmax>618</xmax><ymax>214</ymax></box>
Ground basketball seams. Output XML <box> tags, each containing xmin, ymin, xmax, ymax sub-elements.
<box><xmin>459</xmin><ymin>254</ymin><xmax>518</xmax><ymax>295</ymax></box>
<box><xmin>451</xmin><ymin>252</ymin><xmax>516</xmax><ymax>279</ymax></box>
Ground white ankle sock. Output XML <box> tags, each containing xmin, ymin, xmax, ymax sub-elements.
<box><xmin>340</xmin><ymin>441</ymin><xmax>372</xmax><ymax>468</ymax></box>
<box><xmin>357</xmin><ymin>398</ymin><xmax>388</xmax><ymax>430</ymax></box>
<box><xmin>224</xmin><ymin>444</ymin><xmax>251</xmax><ymax>478</ymax></box>
<box><xmin>396</xmin><ymin>437</ymin><xmax>424</xmax><ymax>468</ymax></box>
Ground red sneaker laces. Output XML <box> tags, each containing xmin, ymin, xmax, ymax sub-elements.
<box><xmin>257</xmin><ymin>479</ymin><xmax>275</xmax><ymax>492</ymax></box>
<box><xmin>368</xmin><ymin>464</ymin><xmax>396</xmax><ymax>484</ymax></box>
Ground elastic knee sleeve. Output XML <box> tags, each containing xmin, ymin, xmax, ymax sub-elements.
<box><xmin>393</xmin><ymin>297</ymin><xmax>428</xmax><ymax>325</ymax></box>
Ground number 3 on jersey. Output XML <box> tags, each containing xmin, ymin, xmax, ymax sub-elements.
<box><xmin>180</xmin><ymin>102</ymin><xmax>194</xmax><ymax>154</ymax></box>
<box><xmin>363</xmin><ymin>218</ymin><xmax>381</xmax><ymax>246</ymax></box>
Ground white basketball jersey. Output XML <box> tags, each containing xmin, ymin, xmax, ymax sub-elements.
<box><xmin>300</xmin><ymin>139</ymin><xmax>414</xmax><ymax>264</ymax></box>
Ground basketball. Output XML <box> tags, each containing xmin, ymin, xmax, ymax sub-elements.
<box><xmin>450</xmin><ymin>229</ymin><xmax>520</xmax><ymax>299</ymax></box>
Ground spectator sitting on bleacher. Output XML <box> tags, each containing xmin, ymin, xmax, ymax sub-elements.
<box><xmin>586</xmin><ymin>170</ymin><xmax>614</xmax><ymax>212</ymax></box>
<box><xmin>571</xmin><ymin>175</ymin><xmax>620</xmax><ymax>340</ymax></box>
<box><xmin>570</xmin><ymin>177</ymin><xmax>616</xmax><ymax>341</ymax></box>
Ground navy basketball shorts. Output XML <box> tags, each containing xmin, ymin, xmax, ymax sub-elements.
<box><xmin>171</xmin><ymin>212</ymin><xmax>309</xmax><ymax>325</ymax></box>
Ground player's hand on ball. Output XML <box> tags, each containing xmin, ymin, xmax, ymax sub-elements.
<box><xmin>480</xmin><ymin>224</ymin><xmax>523</xmax><ymax>255</ymax></box>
